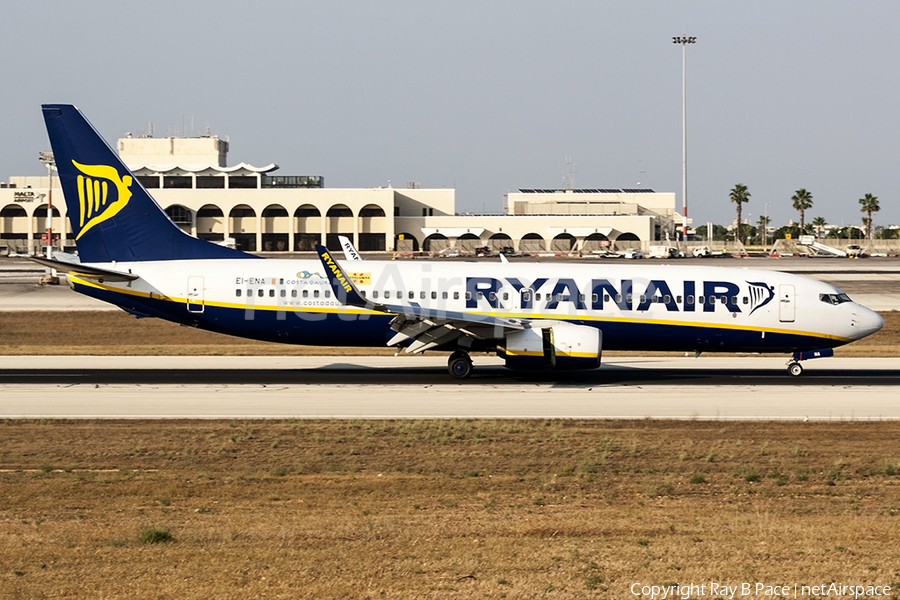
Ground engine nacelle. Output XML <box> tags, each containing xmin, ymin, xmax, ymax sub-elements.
<box><xmin>503</xmin><ymin>322</ymin><xmax>602</xmax><ymax>370</ymax></box>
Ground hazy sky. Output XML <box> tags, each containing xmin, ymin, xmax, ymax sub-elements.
<box><xmin>2</xmin><ymin>1</ymin><xmax>898</xmax><ymax>228</ymax></box>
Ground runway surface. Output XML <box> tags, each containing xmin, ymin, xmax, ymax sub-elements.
<box><xmin>2</xmin><ymin>356</ymin><xmax>898</xmax><ymax>420</ymax></box>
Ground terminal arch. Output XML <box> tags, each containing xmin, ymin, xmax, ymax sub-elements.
<box><xmin>457</xmin><ymin>232</ymin><xmax>481</xmax><ymax>255</ymax></box>
<box><xmin>551</xmin><ymin>232</ymin><xmax>576</xmax><ymax>252</ymax></box>
<box><xmin>325</xmin><ymin>204</ymin><xmax>353</xmax><ymax>250</ymax></box>
<box><xmin>1</xmin><ymin>205</ymin><xmax>28</xmax><ymax>249</ymax></box>
<box><xmin>164</xmin><ymin>204</ymin><xmax>193</xmax><ymax>235</ymax></box>
<box><xmin>615</xmin><ymin>232</ymin><xmax>641</xmax><ymax>250</ymax></box>
<box><xmin>488</xmin><ymin>232</ymin><xmax>513</xmax><ymax>253</ymax></box>
<box><xmin>262</xmin><ymin>204</ymin><xmax>289</xmax><ymax>251</ymax></box>
<box><xmin>519</xmin><ymin>232</ymin><xmax>544</xmax><ymax>254</ymax></box>
<box><xmin>197</xmin><ymin>204</ymin><xmax>224</xmax><ymax>241</ymax></box>
<box><xmin>229</xmin><ymin>204</ymin><xmax>257</xmax><ymax>251</ymax></box>
<box><xmin>358</xmin><ymin>204</ymin><xmax>386</xmax><ymax>251</ymax></box>
<box><xmin>293</xmin><ymin>205</ymin><xmax>321</xmax><ymax>250</ymax></box>
<box><xmin>583</xmin><ymin>232</ymin><xmax>610</xmax><ymax>253</ymax></box>
<box><xmin>423</xmin><ymin>233</ymin><xmax>449</xmax><ymax>253</ymax></box>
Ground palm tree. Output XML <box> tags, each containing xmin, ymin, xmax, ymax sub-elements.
<box><xmin>791</xmin><ymin>189</ymin><xmax>813</xmax><ymax>232</ymax></box>
<box><xmin>859</xmin><ymin>193</ymin><xmax>879</xmax><ymax>241</ymax></box>
<box><xmin>729</xmin><ymin>183</ymin><xmax>751</xmax><ymax>243</ymax></box>
<box><xmin>757</xmin><ymin>215</ymin><xmax>770</xmax><ymax>247</ymax></box>
<box><xmin>811</xmin><ymin>216</ymin><xmax>827</xmax><ymax>239</ymax></box>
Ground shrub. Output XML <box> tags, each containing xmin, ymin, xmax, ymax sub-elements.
<box><xmin>140</xmin><ymin>528</ymin><xmax>173</xmax><ymax>544</ymax></box>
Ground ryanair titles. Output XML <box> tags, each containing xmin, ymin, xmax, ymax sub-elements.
<box><xmin>466</xmin><ymin>277</ymin><xmax>775</xmax><ymax>314</ymax></box>
<box><xmin>320</xmin><ymin>251</ymin><xmax>353</xmax><ymax>293</ymax></box>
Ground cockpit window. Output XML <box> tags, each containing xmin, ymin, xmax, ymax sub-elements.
<box><xmin>819</xmin><ymin>293</ymin><xmax>853</xmax><ymax>305</ymax></box>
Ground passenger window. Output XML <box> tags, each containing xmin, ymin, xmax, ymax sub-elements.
<box><xmin>246</xmin><ymin>289</ymin><xmax>251</xmax><ymax>297</ymax></box>
<box><xmin>676</xmin><ymin>295</ymin><xmax>682</xmax><ymax>304</ymax></box>
<box><xmin>465</xmin><ymin>291</ymin><xmax>471</xmax><ymax>300</ymax></box>
<box><xmin>592</xmin><ymin>293</ymin><xmax>599</xmax><ymax>303</ymax></box>
<box><xmin>420</xmin><ymin>291</ymin><xmax>426</xmax><ymax>299</ymax></box>
<box><xmin>503</xmin><ymin>292</ymin><xmax>509</xmax><ymax>301</ymax></box>
<box><xmin>268</xmin><ymin>289</ymin><xmax>274</xmax><ymax>298</ymax></box>
<box><xmin>477</xmin><ymin>291</ymin><xmax>484</xmax><ymax>300</ymax></box>
<box><xmin>257</xmin><ymin>289</ymin><xmax>264</xmax><ymax>298</ymax></box>
<box><xmin>280</xmin><ymin>290</ymin><xmax>286</xmax><ymax>298</ymax></box>
<box><xmin>373</xmin><ymin>291</ymin><xmax>379</xmax><ymax>299</ymax></box>
<box><xmin>698</xmin><ymin>296</ymin><xmax>705</xmax><ymax>304</ymax></box>
<box><xmin>730</xmin><ymin>296</ymin><xmax>737</xmax><ymax>305</ymax></box>
<box><xmin>522</xmin><ymin>291</ymin><xmax>531</xmax><ymax>302</ymax></box>
<box><xmin>663</xmin><ymin>295</ymin><xmax>671</xmax><ymax>303</ymax></box>
<box><xmin>361</xmin><ymin>291</ymin><xmax>367</xmax><ymax>298</ymax></box>
<box><xmin>455</xmin><ymin>292</ymin><xmax>460</xmax><ymax>300</ymax></box>
<box><xmin>742</xmin><ymin>296</ymin><xmax>748</xmax><ymax>305</ymax></box>
<box><xmin>604</xmin><ymin>294</ymin><xmax>610</xmax><ymax>302</ymax></box>
<box><xmin>432</xmin><ymin>291</ymin><xmax>437</xmax><ymax>300</ymax></box>
<box><xmin>686</xmin><ymin>295</ymin><xmax>694</xmax><ymax>304</ymax></box>
<box><xmin>442</xmin><ymin>291</ymin><xmax>448</xmax><ymax>300</ymax></box>
<box><xmin>535</xmin><ymin>293</ymin><xmax>541</xmax><ymax>301</ymax></box>
<box><xmin>489</xmin><ymin>292</ymin><xmax>496</xmax><ymax>301</ymax></box>
<box><xmin>236</xmin><ymin>289</ymin><xmax>242</xmax><ymax>297</ymax></box>
<box><xmin>639</xmin><ymin>295</ymin><xmax>647</xmax><ymax>304</ymax></box>
<box><xmin>302</xmin><ymin>290</ymin><xmax>308</xmax><ymax>298</ymax></box>
<box><xmin>313</xmin><ymin>290</ymin><xmax>319</xmax><ymax>298</ymax></box>
<box><xmin>616</xmin><ymin>294</ymin><xmax>623</xmax><ymax>303</ymax></box>
<box><xmin>291</xmin><ymin>290</ymin><xmax>297</xmax><ymax>298</ymax></box>
<box><xmin>325</xmin><ymin>290</ymin><xmax>331</xmax><ymax>298</ymax></box>
<box><xmin>408</xmin><ymin>291</ymin><xmax>415</xmax><ymax>300</ymax></box>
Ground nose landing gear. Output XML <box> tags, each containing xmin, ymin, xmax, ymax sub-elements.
<box><xmin>786</xmin><ymin>348</ymin><xmax>834</xmax><ymax>377</ymax></box>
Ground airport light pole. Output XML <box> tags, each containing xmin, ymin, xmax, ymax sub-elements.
<box><xmin>39</xmin><ymin>150</ymin><xmax>55</xmax><ymax>259</ymax></box>
<box><xmin>673</xmin><ymin>36</ymin><xmax>696</xmax><ymax>242</ymax></box>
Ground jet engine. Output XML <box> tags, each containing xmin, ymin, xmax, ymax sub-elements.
<box><xmin>503</xmin><ymin>322</ymin><xmax>602</xmax><ymax>371</ymax></box>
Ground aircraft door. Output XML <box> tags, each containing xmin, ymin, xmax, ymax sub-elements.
<box><xmin>778</xmin><ymin>284</ymin><xmax>795</xmax><ymax>322</ymax></box>
<box><xmin>187</xmin><ymin>276</ymin><xmax>205</xmax><ymax>313</ymax></box>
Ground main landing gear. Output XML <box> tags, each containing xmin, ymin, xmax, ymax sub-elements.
<box><xmin>448</xmin><ymin>350</ymin><xmax>473</xmax><ymax>379</ymax></box>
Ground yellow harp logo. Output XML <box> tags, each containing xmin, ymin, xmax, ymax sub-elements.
<box><xmin>72</xmin><ymin>160</ymin><xmax>133</xmax><ymax>240</ymax></box>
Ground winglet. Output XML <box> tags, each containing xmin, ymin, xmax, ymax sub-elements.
<box><xmin>315</xmin><ymin>244</ymin><xmax>368</xmax><ymax>307</ymax></box>
<box><xmin>338</xmin><ymin>235</ymin><xmax>363</xmax><ymax>262</ymax></box>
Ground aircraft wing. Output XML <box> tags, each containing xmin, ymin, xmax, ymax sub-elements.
<box><xmin>315</xmin><ymin>245</ymin><xmax>526</xmax><ymax>353</ymax></box>
<box><xmin>28</xmin><ymin>256</ymin><xmax>140</xmax><ymax>282</ymax></box>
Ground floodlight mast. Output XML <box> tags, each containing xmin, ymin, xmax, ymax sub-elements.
<box><xmin>673</xmin><ymin>35</ymin><xmax>696</xmax><ymax>241</ymax></box>
<box><xmin>39</xmin><ymin>150</ymin><xmax>55</xmax><ymax>260</ymax></box>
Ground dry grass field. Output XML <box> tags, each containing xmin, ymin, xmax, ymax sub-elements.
<box><xmin>1</xmin><ymin>310</ymin><xmax>899</xmax><ymax>356</ymax></box>
<box><xmin>2</xmin><ymin>420</ymin><xmax>900</xmax><ymax>599</ymax></box>
<box><xmin>2</xmin><ymin>313</ymin><xmax>899</xmax><ymax>597</ymax></box>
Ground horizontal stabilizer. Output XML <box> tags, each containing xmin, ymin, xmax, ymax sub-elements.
<box><xmin>28</xmin><ymin>255</ymin><xmax>139</xmax><ymax>282</ymax></box>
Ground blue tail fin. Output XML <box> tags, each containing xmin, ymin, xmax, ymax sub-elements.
<box><xmin>41</xmin><ymin>104</ymin><xmax>257</xmax><ymax>263</ymax></box>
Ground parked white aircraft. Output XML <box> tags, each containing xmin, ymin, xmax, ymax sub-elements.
<box><xmin>34</xmin><ymin>104</ymin><xmax>883</xmax><ymax>378</ymax></box>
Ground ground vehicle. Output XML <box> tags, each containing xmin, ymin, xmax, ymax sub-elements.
<box><xmin>622</xmin><ymin>248</ymin><xmax>643</xmax><ymax>259</ymax></box>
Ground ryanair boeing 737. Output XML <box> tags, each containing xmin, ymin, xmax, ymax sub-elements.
<box><xmin>34</xmin><ymin>104</ymin><xmax>884</xmax><ymax>379</ymax></box>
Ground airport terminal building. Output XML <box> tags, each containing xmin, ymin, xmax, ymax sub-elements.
<box><xmin>1</xmin><ymin>134</ymin><xmax>677</xmax><ymax>256</ymax></box>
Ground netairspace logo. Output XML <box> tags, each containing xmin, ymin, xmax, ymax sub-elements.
<box><xmin>630</xmin><ymin>582</ymin><xmax>892</xmax><ymax>599</ymax></box>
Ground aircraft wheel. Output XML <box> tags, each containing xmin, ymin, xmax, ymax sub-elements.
<box><xmin>448</xmin><ymin>352</ymin><xmax>473</xmax><ymax>379</ymax></box>
<box><xmin>788</xmin><ymin>362</ymin><xmax>803</xmax><ymax>377</ymax></box>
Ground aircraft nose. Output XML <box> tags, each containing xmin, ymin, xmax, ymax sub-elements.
<box><xmin>853</xmin><ymin>307</ymin><xmax>884</xmax><ymax>339</ymax></box>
